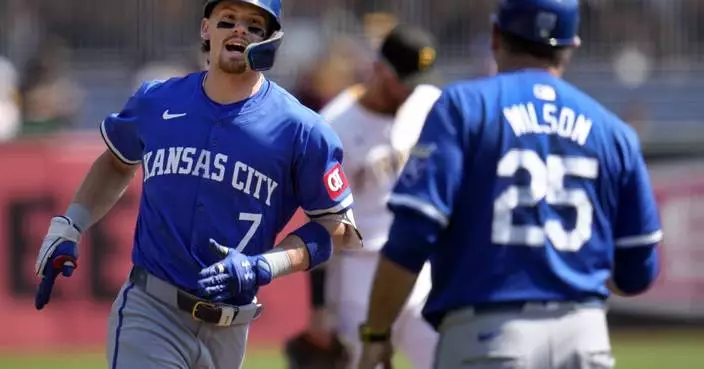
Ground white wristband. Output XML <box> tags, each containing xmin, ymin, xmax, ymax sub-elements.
<box><xmin>262</xmin><ymin>248</ymin><xmax>294</xmax><ymax>279</ymax></box>
<box><xmin>65</xmin><ymin>203</ymin><xmax>92</xmax><ymax>232</ymax></box>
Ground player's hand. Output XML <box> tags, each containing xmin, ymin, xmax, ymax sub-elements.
<box><xmin>358</xmin><ymin>342</ymin><xmax>393</xmax><ymax>369</ymax></box>
<box><xmin>34</xmin><ymin>216</ymin><xmax>81</xmax><ymax>310</ymax></box>
<box><xmin>197</xmin><ymin>239</ymin><xmax>273</xmax><ymax>304</ymax></box>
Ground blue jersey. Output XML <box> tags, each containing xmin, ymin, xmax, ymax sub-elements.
<box><xmin>386</xmin><ymin>69</ymin><xmax>662</xmax><ymax>327</ymax></box>
<box><xmin>100</xmin><ymin>71</ymin><xmax>353</xmax><ymax>293</ymax></box>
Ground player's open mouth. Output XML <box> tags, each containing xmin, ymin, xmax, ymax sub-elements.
<box><xmin>224</xmin><ymin>40</ymin><xmax>246</xmax><ymax>53</ymax></box>
<box><xmin>225</xmin><ymin>44</ymin><xmax>246</xmax><ymax>52</ymax></box>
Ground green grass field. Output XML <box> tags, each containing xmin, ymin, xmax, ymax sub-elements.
<box><xmin>1</xmin><ymin>330</ymin><xmax>701</xmax><ymax>369</ymax></box>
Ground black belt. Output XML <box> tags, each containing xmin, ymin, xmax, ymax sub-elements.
<box><xmin>439</xmin><ymin>298</ymin><xmax>606</xmax><ymax>332</ymax></box>
<box><xmin>470</xmin><ymin>298</ymin><xmax>605</xmax><ymax>315</ymax></box>
<box><xmin>129</xmin><ymin>266</ymin><xmax>263</xmax><ymax>327</ymax></box>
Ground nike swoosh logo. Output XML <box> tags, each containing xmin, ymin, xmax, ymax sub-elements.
<box><xmin>477</xmin><ymin>331</ymin><xmax>500</xmax><ymax>342</ymax></box>
<box><xmin>162</xmin><ymin>110</ymin><xmax>187</xmax><ymax>120</ymax></box>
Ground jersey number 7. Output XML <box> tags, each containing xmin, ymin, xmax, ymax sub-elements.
<box><xmin>236</xmin><ymin>212</ymin><xmax>262</xmax><ymax>252</ymax></box>
<box><xmin>491</xmin><ymin>149</ymin><xmax>599</xmax><ymax>252</ymax></box>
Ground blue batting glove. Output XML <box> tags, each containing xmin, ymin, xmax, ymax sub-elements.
<box><xmin>196</xmin><ymin>239</ymin><xmax>273</xmax><ymax>304</ymax></box>
<box><xmin>34</xmin><ymin>216</ymin><xmax>81</xmax><ymax>310</ymax></box>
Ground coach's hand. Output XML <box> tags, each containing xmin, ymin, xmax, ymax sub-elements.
<box><xmin>197</xmin><ymin>239</ymin><xmax>273</xmax><ymax>304</ymax></box>
<box><xmin>358</xmin><ymin>342</ymin><xmax>393</xmax><ymax>369</ymax></box>
<box><xmin>34</xmin><ymin>216</ymin><xmax>81</xmax><ymax>310</ymax></box>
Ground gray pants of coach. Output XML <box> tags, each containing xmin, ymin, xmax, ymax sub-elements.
<box><xmin>106</xmin><ymin>270</ymin><xmax>261</xmax><ymax>369</ymax></box>
<box><xmin>433</xmin><ymin>302</ymin><xmax>615</xmax><ymax>369</ymax></box>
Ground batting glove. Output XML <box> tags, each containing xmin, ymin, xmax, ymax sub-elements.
<box><xmin>196</xmin><ymin>239</ymin><xmax>273</xmax><ymax>304</ymax></box>
<box><xmin>34</xmin><ymin>216</ymin><xmax>81</xmax><ymax>310</ymax></box>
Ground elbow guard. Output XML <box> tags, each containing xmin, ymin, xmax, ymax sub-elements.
<box><xmin>291</xmin><ymin>221</ymin><xmax>333</xmax><ymax>271</ymax></box>
<box><xmin>612</xmin><ymin>245</ymin><xmax>659</xmax><ymax>295</ymax></box>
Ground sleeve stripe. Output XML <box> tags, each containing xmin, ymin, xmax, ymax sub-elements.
<box><xmin>615</xmin><ymin>230</ymin><xmax>663</xmax><ymax>247</ymax></box>
<box><xmin>100</xmin><ymin>119</ymin><xmax>141</xmax><ymax>165</ymax></box>
<box><xmin>305</xmin><ymin>194</ymin><xmax>354</xmax><ymax>217</ymax></box>
<box><xmin>387</xmin><ymin>194</ymin><xmax>449</xmax><ymax>228</ymax></box>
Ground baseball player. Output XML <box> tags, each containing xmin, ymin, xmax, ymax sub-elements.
<box><xmin>285</xmin><ymin>25</ymin><xmax>443</xmax><ymax>369</ymax></box>
<box><xmin>358</xmin><ymin>1</ymin><xmax>663</xmax><ymax>369</ymax></box>
<box><xmin>32</xmin><ymin>1</ymin><xmax>362</xmax><ymax>369</ymax></box>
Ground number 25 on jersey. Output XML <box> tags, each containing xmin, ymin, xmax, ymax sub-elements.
<box><xmin>492</xmin><ymin>149</ymin><xmax>599</xmax><ymax>252</ymax></box>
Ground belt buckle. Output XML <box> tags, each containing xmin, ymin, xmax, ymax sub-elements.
<box><xmin>192</xmin><ymin>301</ymin><xmax>218</xmax><ymax>322</ymax></box>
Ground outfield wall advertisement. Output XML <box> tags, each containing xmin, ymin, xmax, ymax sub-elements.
<box><xmin>0</xmin><ymin>135</ymin><xmax>702</xmax><ymax>350</ymax></box>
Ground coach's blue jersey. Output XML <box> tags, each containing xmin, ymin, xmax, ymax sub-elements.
<box><xmin>387</xmin><ymin>69</ymin><xmax>662</xmax><ymax>326</ymax></box>
<box><xmin>101</xmin><ymin>72</ymin><xmax>352</xmax><ymax>293</ymax></box>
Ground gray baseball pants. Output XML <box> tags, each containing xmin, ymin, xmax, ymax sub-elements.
<box><xmin>433</xmin><ymin>302</ymin><xmax>615</xmax><ymax>369</ymax></box>
<box><xmin>105</xmin><ymin>267</ymin><xmax>261</xmax><ymax>369</ymax></box>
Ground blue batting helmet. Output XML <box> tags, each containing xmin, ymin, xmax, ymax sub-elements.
<box><xmin>493</xmin><ymin>0</ymin><xmax>581</xmax><ymax>47</ymax></box>
<box><xmin>203</xmin><ymin>0</ymin><xmax>283</xmax><ymax>71</ymax></box>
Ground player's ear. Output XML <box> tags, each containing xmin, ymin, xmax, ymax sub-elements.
<box><xmin>200</xmin><ymin>18</ymin><xmax>211</xmax><ymax>43</ymax></box>
<box><xmin>572</xmin><ymin>35</ymin><xmax>582</xmax><ymax>49</ymax></box>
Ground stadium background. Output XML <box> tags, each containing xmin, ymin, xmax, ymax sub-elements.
<box><xmin>0</xmin><ymin>0</ymin><xmax>703</xmax><ymax>368</ymax></box>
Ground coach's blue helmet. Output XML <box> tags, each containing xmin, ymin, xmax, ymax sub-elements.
<box><xmin>493</xmin><ymin>0</ymin><xmax>581</xmax><ymax>47</ymax></box>
<box><xmin>203</xmin><ymin>0</ymin><xmax>283</xmax><ymax>71</ymax></box>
